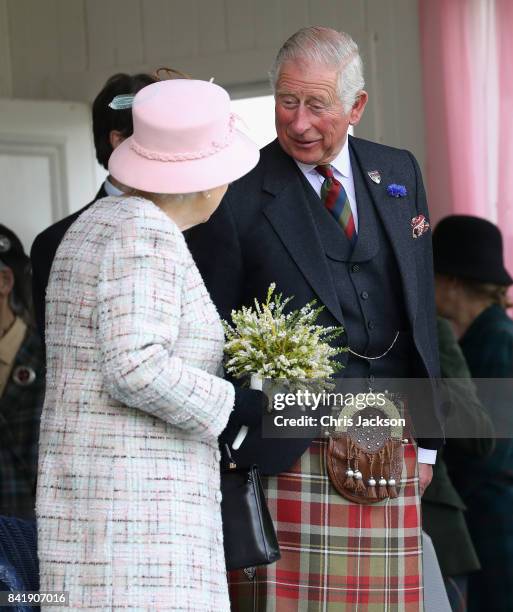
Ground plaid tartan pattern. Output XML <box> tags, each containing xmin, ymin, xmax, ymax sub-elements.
<box><xmin>0</xmin><ymin>327</ymin><xmax>44</xmax><ymax>519</ymax></box>
<box><xmin>229</xmin><ymin>438</ymin><xmax>423</xmax><ymax>611</ymax></box>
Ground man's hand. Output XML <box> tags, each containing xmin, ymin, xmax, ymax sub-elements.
<box><xmin>418</xmin><ymin>463</ymin><xmax>433</xmax><ymax>496</ymax></box>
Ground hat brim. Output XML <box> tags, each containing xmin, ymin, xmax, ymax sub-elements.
<box><xmin>108</xmin><ymin>130</ymin><xmax>259</xmax><ymax>194</ymax></box>
<box><xmin>434</xmin><ymin>263</ymin><xmax>513</xmax><ymax>287</ymax></box>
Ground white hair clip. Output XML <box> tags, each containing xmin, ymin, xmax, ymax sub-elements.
<box><xmin>0</xmin><ymin>235</ymin><xmax>11</xmax><ymax>253</ymax></box>
<box><xmin>109</xmin><ymin>94</ymin><xmax>135</xmax><ymax>110</ymax></box>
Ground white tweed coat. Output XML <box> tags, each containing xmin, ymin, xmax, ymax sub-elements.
<box><xmin>36</xmin><ymin>196</ymin><xmax>234</xmax><ymax>611</ymax></box>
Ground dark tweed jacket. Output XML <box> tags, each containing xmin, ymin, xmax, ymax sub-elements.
<box><xmin>0</xmin><ymin>326</ymin><xmax>45</xmax><ymax>519</ymax></box>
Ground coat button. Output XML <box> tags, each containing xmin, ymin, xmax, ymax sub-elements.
<box><xmin>216</xmin><ymin>491</ymin><xmax>223</xmax><ymax>503</ymax></box>
<box><xmin>367</xmin><ymin>320</ymin><xmax>375</xmax><ymax>330</ymax></box>
<box><xmin>361</xmin><ymin>291</ymin><xmax>369</xmax><ymax>300</ymax></box>
<box><xmin>351</xmin><ymin>264</ymin><xmax>360</xmax><ymax>273</ymax></box>
<box><xmin>215</xmin><ymin>450</ymin><xmax>221</xmax><ymax>462</ymax></box>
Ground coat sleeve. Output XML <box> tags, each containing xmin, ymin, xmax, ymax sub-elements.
<box><xmin>30</xmin><ymin>232</ymin><xmax>51</xmax><ymax>347</ymax></box>
<box><xmin>437</xmin><ymin>317</ymin><xmax>495</xmax><ymax>456</ymax></box>
<box><xmin>97</xmin><ymin>210</ymin><xmax>234</xmax><ymax>439</ymax></box>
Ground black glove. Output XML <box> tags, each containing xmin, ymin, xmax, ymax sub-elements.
<box><xmin>227</xmin><ymin>386</ymin><xmax>268</xmax><ymax>429</ymax></box>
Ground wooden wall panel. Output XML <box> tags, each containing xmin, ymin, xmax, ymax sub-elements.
<box><xmin>0</xmin><ymin>0</ymin><xmax>12</xmax><ymax>96</ymax></box>
<box><xmin>309</xmin><ymin>0</ymin><xmax>339</xmax><ymax>27</ymax></box>
<box><xmin>198</xmin><ymin>0</ymin><xmax>227</xmax><ymax>55</ymax></box>
<box><xmin>1</xmin><ymin>0</ymin><xmax>426</xmax><ymax>170</ymax></box>
<box><xmin>226</xmin><ymin>0</ymin><xmax>256</xmax><ymax>51</ymax></box>
<box><xmin>85</xmin><ymin>0</ymin><xmax>117</xmax><ymax>68</ymax></box>
<box><xmin>254</xmin><ymin>0</ymin><xmax>282</xmax><ymax>49</ymax></box>
<box><xmin>111</xmin><ymin>0</ymin><xmax>145</xmax><ymax>66</ymax></box>
<box><xmin>280</xmin><ymin>0</ymin><xmax>311</xmax><ymax>40</ymax></box>
<box><xmin>56</xmin><ymin>0</ymin><xmax>87</xmax><ymax>73</ymax></box>
<box><xmin>141</xmin><ymin>0</ymin><xmax>172</xmax><ymax>64</ymax></box>
<box><xmin>167</xmin><ymin>0</ymin><xmax>199</xmax><ymax>60</ymax></box>
<box><xmin>8</xmin><ymin>0</ymin><xmax>59</xmax><ymax>97</ymax></box>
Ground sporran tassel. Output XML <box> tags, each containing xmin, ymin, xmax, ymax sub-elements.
<box><xmin>378</xmin><ymin>477</ymin><xmax>388</xmax><ymax>499</ymax></box>
<box><xmin>387</xmin><ymin>478</ymin><xmax>398</xmax><ymax>498</ymax></box>
<box><xmin>378</xmin><ymin>449</ymin><xmax>388</xmax><ymax>498</ymax></box>
<box><xmin>366</xmin><ymin>454</ymin><xmax>377</xmax><ymax>498</ymax></box>
<box><xmin>367</xmin><ymin>477</ymin><xmax>377</xmax><ymax>499</ymax></box>
<box><xmin>344</xmin><ymin>468</ymin><xmax>356</xmax><ymax>491</ymax></box>
<box><xmin>353</xmin><ymin>450</ymin><xmax>366</xmax><ymax>494</ymax></box>
<box><xmin>344</xmin><ymin>437</ymin><xmax>356</xmax><ymax>490</ymax></box>
<box><xmin>354</xmin><ymin>473</ymin><xmax>366</xmax><ymax>494</ymax></box>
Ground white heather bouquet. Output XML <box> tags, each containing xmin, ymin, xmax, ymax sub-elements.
<box><xmin>223</xmin><ymin>284</ymin><xmax>346</xmax><ymax>450</ymax></box>
<box><xmin>223</xmin><ymin>283</ymin><xmax>345</xmax><ymax>381</ymax></box>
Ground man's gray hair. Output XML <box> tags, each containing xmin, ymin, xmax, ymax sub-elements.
<box><xmin>269</xmin><ymin>26</ymin><xmax>365</xmax><ymax>113</ymax></box>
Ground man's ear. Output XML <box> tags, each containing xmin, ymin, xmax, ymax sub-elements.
<box><xmin>349</xmin><ymin>91</ymin><xmax>368</xmax><ymax>126</ymax></box>
<box><xmin>109</xmin><ymin>130</ymin><xmax>126</xmax><ymax>150</ymax></box>
<box><xmin>0</xmin><ymin>267</ymin><xmax>14</xmax><ymax>298</ymax></box>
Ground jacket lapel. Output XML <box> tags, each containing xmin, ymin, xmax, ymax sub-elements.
<box><xmin>349</xmin><ymin>137</ymin><xmax>418</xmax><ymax>324</ymax></box>
<box><xmin>262</xmin><ymin>143</ymin><xmax>344</xmax><ymax>325</ymax></box>
<box><xmin>349</xmin><ymin>148</ymin><xmax>380</xmax><ymax>262</ymax></box>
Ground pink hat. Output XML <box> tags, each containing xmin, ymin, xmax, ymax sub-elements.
<box><xmin>108</xmin><ymin>79</ymin><xmax>259</xmax><ymax>194</ymax></box>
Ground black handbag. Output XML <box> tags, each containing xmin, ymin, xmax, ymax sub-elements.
<box><xmin>220</xmin><ymin>446</ymin><xmax>280</xmax><ymax>572</ymax></box>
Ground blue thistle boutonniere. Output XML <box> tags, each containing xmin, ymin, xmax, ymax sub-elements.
<box><xmin>387</xmin><ymin>184</ymin><xmax>407</xmax><ymax>198</ymax></box>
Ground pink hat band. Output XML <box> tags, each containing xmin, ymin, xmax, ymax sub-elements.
<box><xmin>128</xmin><ymin>114</ymin><xmax>237</xmax><ymax>162</ymax></box>
<box><xmin>109</xmin><ymin>79</ymin><xmax>259</xmax><ymax>194</ymax></box>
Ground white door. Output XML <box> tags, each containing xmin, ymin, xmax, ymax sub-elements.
<box><xmin>0</xmin><ymin>98</ymin><xmax>99</xmax><ymax>253</ymax></box>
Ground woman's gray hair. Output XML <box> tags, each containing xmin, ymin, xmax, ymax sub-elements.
<box><xmin>129</xmin><ymin>189</ymin><xmax>199</xmax><ymax>202</ymax></box>
<box><xmin>269</xmin><ymin>26</ymin><xmax>365</xmax><ymax>114</ymax></box>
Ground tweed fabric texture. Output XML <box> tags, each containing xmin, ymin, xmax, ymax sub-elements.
<box><xmin>36</xmin><ymin>196</ymin><xmax>234</xmax><ymax>611</ymax></box>
<box><xmin>0</xmin><ymin>326</ymin><xmax>44</xmax><ymax>519</ymax></box>
<box><xmin>228</xmin><ymin>439</ymin><xmax>423</xmax><ymax>611</ymax></box>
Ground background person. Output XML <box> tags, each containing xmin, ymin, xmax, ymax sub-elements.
<box><xmin>423</xmin><ymin>316</ymin><xmax>495</xmax><ymax>611</ymax></box>
<box><xmin>0</xmin><ymin>224</ymin><xmax>44</xmax><ymax>519</ymax></box>
<box><xmin>433</xmin><ymin>214</ymin><xmax>513</xmax><ymax>612</ymax></box>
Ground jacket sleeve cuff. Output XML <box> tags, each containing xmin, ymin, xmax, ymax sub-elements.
<box><xmin>417</xmin><ymin>447</ymin><xmax>437</xmax><ymax>464</ymax></box>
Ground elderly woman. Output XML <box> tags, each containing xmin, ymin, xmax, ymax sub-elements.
<box><xmin>433</xmin><ymin>214</ymin><xmax>513</xmax><ymax>612</ymax></box>
<box><xmin>36</xmin><ymin>79</ymin><xmax>262</xmax><ymax>611</ymax></box>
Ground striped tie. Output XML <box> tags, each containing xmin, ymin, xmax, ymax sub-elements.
<box><xmin>316</xmin><ymin>164</ymin><xmax>357</xmax><ymax>246</ymax></box>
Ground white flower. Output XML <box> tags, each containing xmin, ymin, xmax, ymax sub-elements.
<box><xmin>223</xmin><ymin>284</ymin><xmax>345</xmax><ymax>382</ymax></box>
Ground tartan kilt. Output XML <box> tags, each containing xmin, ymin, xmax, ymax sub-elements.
<box><xmin>228</xmin><ymin>438</ymin><xmax>423</xmax><ymax>611</ymax></box>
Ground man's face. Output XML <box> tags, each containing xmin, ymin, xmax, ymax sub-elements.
<box><xmin>274</xmin><ymin>59</ymin><xmax>367</xmax><ymax>165</ymax></box>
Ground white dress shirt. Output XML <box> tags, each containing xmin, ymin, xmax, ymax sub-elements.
<box><xmin>296</xmin><ymin>139</ymin><xmax>435</xmax><ymax>465</ymax></box>
<box><xmin>104</xmin><ymin>176</ymin><xmax>125</xmax><ymax>197</ymax></box>
<box><xmin>295</xmin><ymin>137</ymin><xmax>359</xmax><ymax>232</ymax></box>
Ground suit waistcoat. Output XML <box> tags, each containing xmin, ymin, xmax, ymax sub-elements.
<box><xmin>299</xmin><ymin>154</ymin><xmax>414</xmax><ymax>380</ymax></box>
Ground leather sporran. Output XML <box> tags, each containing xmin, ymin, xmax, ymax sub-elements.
<box><xmin>327</xmin><ymin>397</ymin><xmax>405</xmax><ymax>504</ymax></box>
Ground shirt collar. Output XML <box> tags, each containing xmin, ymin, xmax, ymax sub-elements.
<box><xmin>295</xmin><ymin>136</ymin><xmax>351</xmax><ymax>179</ymax></box>
<box><xmin>0</xmin><ymin>317</ymin><xmax>26</xmax><ymax>366</ymax></box>
<box><xmin>104</xmin><ymin>176</ymin><xmax>125</xmax><ymax>197</ymax></box>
